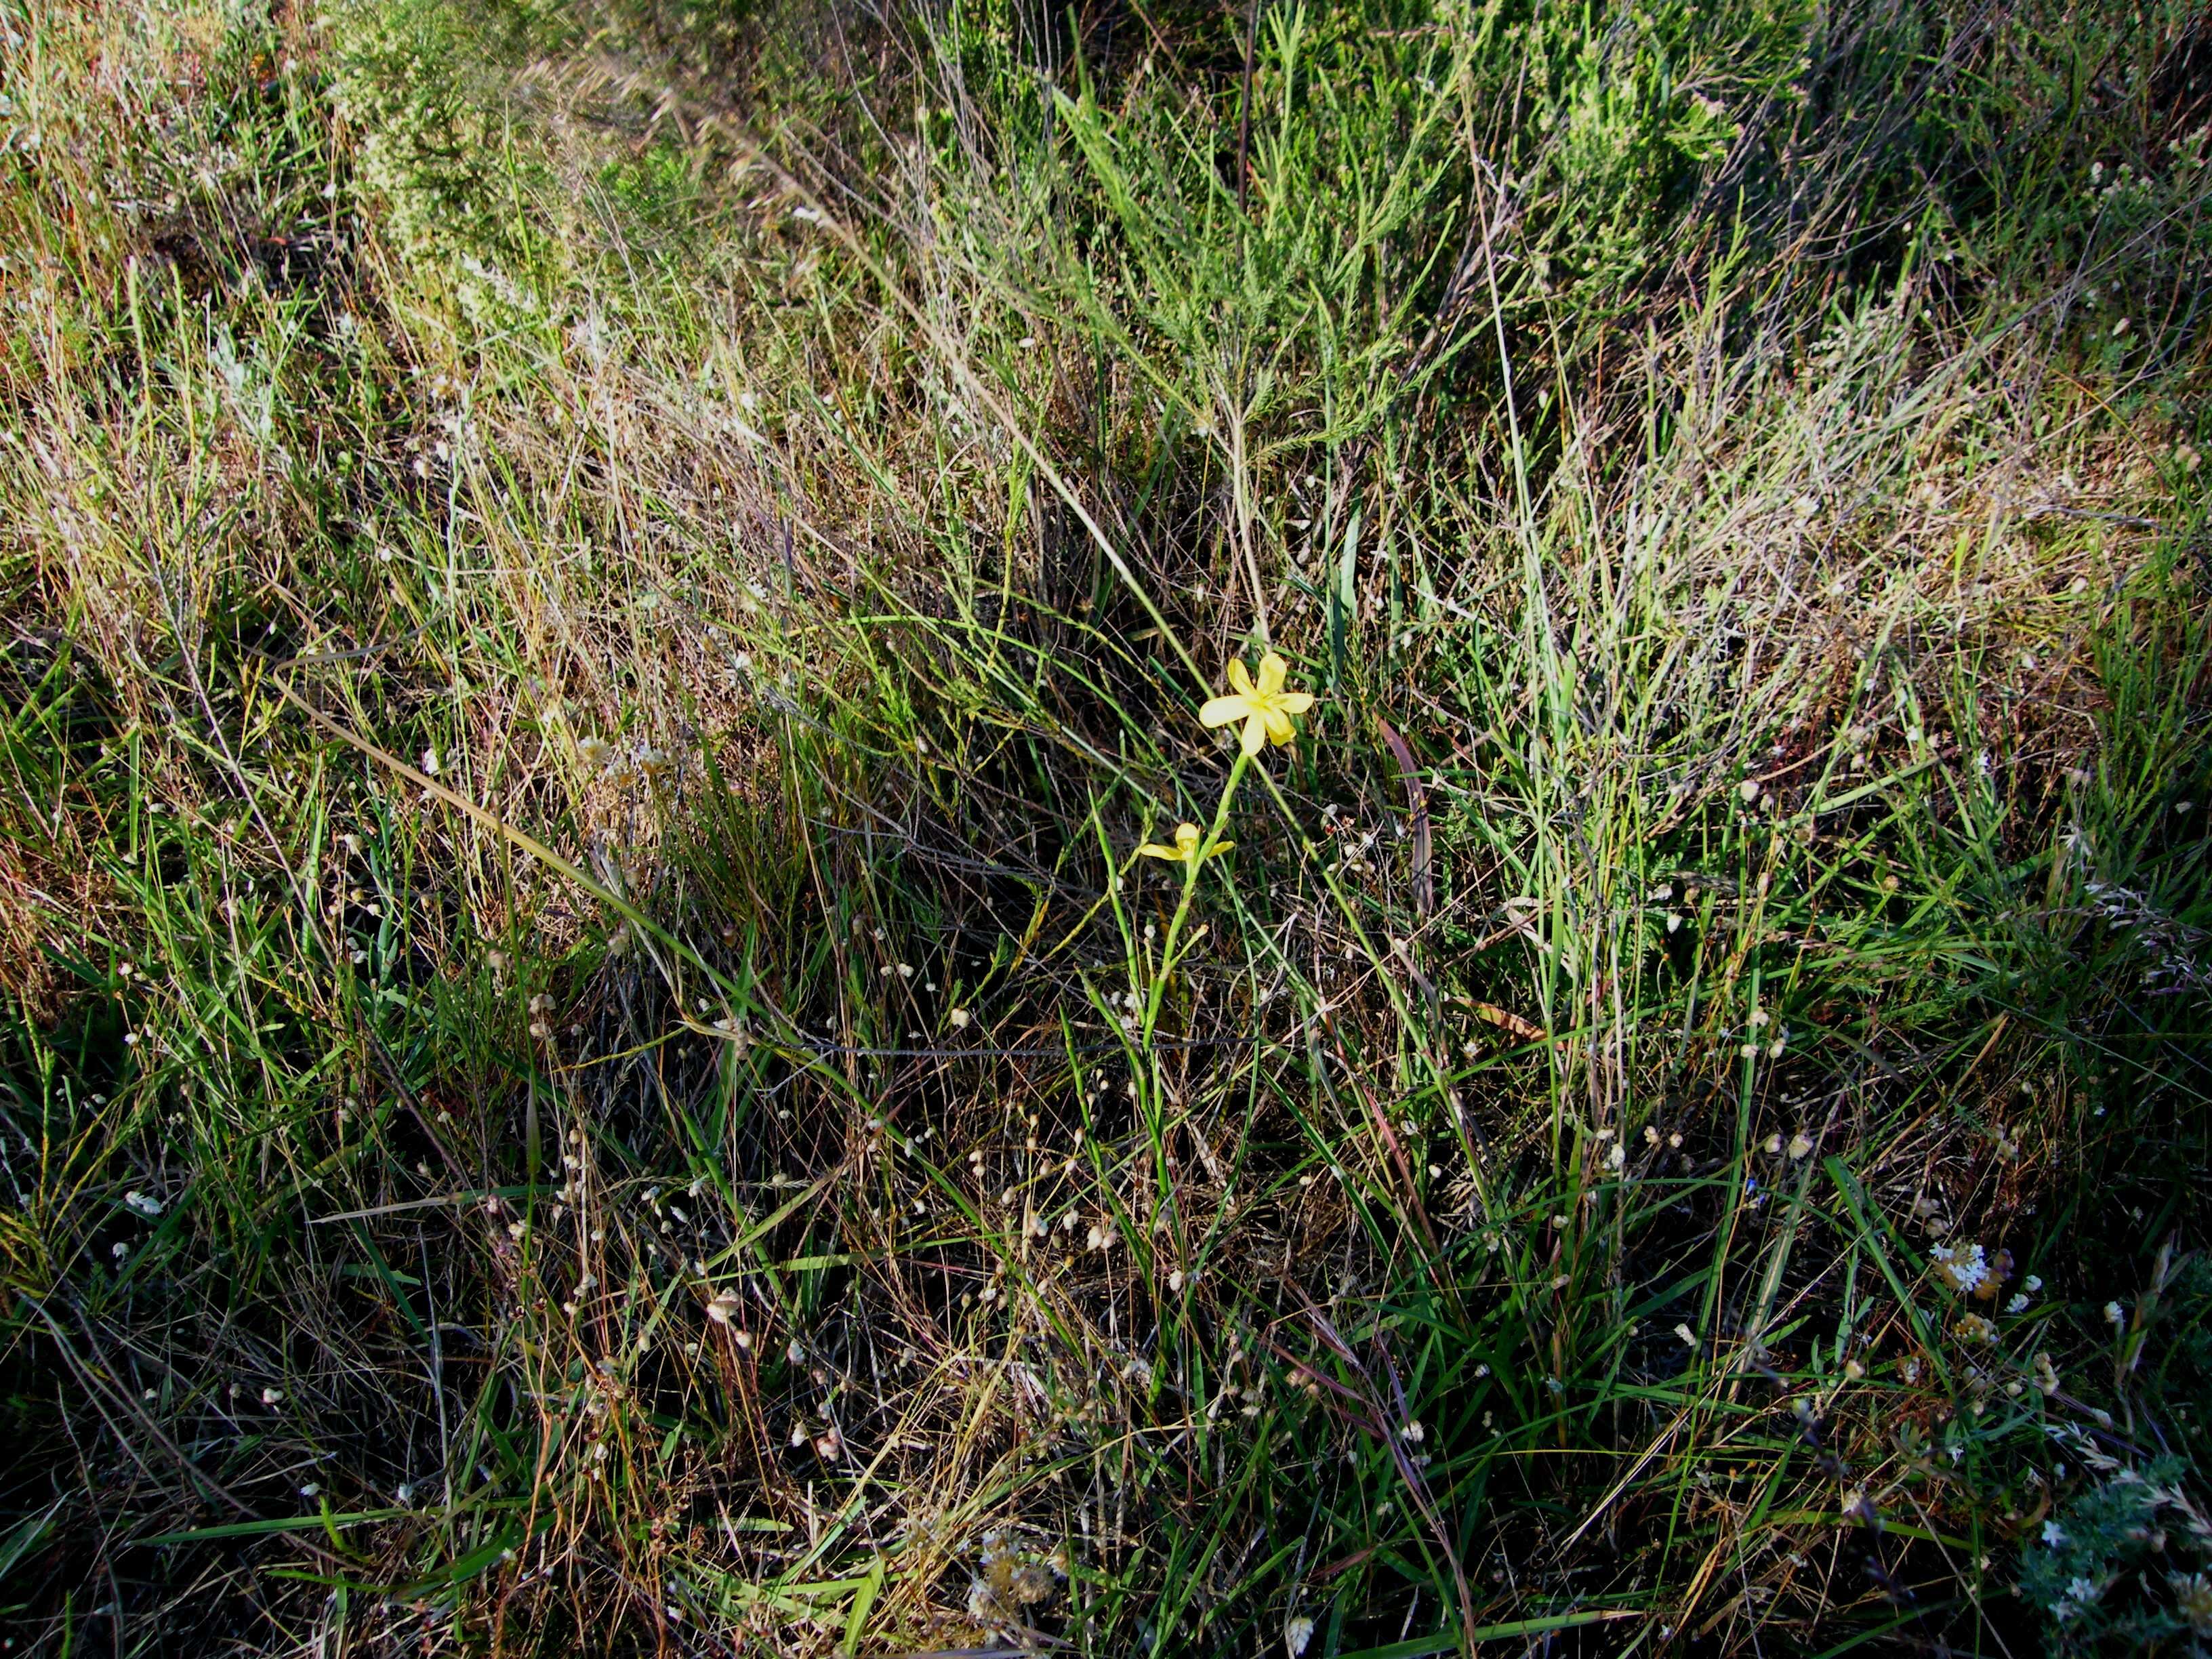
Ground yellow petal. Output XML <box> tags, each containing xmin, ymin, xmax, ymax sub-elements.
<box><xmin>1204</xmin><ymin>838</ymin><xmax>1234</xmax><ymax>860</ymax></box>
<box><xmin>1240</xmin><ymin>714</ymin><xmax>1268</xmax><ymax>756</ymax></box>
<box><xmin>1256</xmin><ymin>651</ymin><xmax>1288</xmax><ymax>695</ymax></box>
<box><xmin>1276</xmin><ymin>691</ymin><xmax>1315</xmax><ymax>716</ymax></box>
<box><xmin>1263</xmin><ymin>708</ymin><xmax>1297</xmax><ymax>745</ymax></box>
<box><xmin>1172</xmin><ymin>823</ymin><xmax>1202</xmax><ymax>855</ymax></box>
<box><xmin>1227</xmin><ymin>659</ymin><xmax>1256</xmax><ymax>695</ymax></box>
<box><xmin>1200</xmin><ymin>694</ymin><xmax>1252</xmax><ymax>729</ymax></box>
<box><xmin>1137</xmin><ymin>842</ymin><xmax>1183</xmax><ymax>860</ymax></box>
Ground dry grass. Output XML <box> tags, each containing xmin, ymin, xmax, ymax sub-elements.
<box><xmin>1</xmin><ymin>0</ymin><xmax>2209</xmax><ymax>1654</ymax></box>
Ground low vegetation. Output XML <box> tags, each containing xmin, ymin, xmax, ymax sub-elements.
<box><xmin>2</xmin><ymin>0</ymin><xmax>2210</xmax><ymax>1652</ymax></box>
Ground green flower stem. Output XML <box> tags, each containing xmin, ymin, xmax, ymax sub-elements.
<box><xmin>1145</xmin><ymin>750</ymin><xmax>1250</xmax><ymax>1029</ymax></box>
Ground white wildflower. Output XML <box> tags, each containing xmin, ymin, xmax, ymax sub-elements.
<box><xmin>1931</xmin><ymin>1242</ymin><xmax>1989</xmax><ymax>1294</ymax></box>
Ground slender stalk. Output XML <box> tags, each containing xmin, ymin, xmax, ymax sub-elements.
<box><xmin>1145</xmin><ymin>750</ymin><xmax>1250</xmax><ymax>1031</ymax></box>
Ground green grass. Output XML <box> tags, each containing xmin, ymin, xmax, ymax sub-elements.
<box><xmin>1</xmin><ymin>0</ymin><xmax>2209</xmax><ymax>1652</ymax></box>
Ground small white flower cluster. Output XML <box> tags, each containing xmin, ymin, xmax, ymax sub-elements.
<box><xmin>2051</xmin><ymin>1574</ymin><xmax>2104</xmax><ymax>1624</ymax></box>
<box><xmin>1931</xmin><ymin>1241</ymin><xmax>1989</xmax><ymax>1294</ymax></box>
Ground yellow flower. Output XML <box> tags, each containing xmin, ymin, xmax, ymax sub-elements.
<box><xmin>1200</xmin><ymin>650</ymin><xmax>1315</xmax><ymax>756</ymax></box>
<box><xmin>1137</xmin><ymin>823</ymin><xmax>1231</xmax><ymax>863</ymax></box>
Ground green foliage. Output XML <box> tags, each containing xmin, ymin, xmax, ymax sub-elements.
<box><xmin>2020</xmin><ymin>1456</ymin><xmax>2212</xmax><ymax>1653</ymax></box>
<box><xmin>329</xmin><ymin>0</ymin><xmax>558</xmax><ymax>305</ymax></box>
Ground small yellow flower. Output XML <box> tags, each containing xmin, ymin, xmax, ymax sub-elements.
<box><xmin>1138</xmin><ymin>823</ymin><xmax>1231</xmax><ymax>863</ymax></box>
<box><xmin>1201</xmin><ymin>650</ymin><xmax>1315</xmax><ymax>756</ymax></box>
